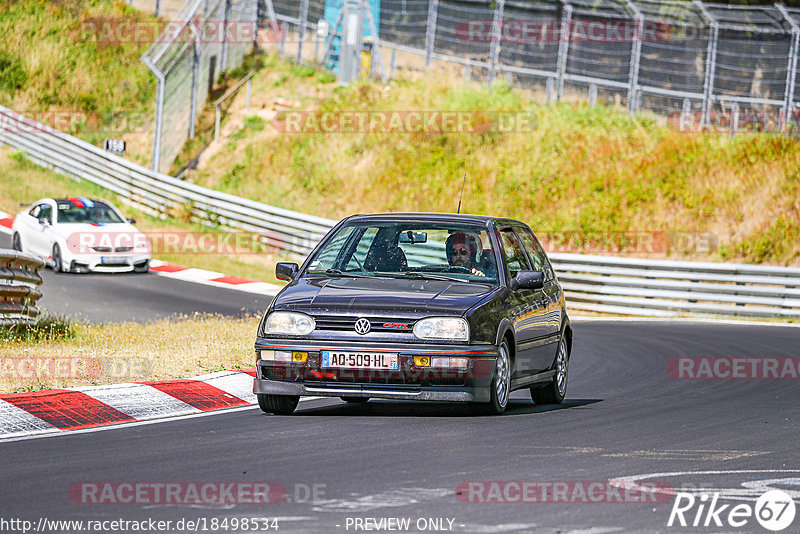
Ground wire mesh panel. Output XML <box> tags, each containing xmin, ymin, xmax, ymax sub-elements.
<box><xmin>635</xmin><ymin>0</ymin><xmax>708</xmax><ymax>115</ymax></box>
<box><xmin>497</xmin><ymin>0</ymin><xmax>561</xmax><ymax>83</ymax></box>
<box><xmin>434</xmin><ymin>0</ymin><xmax>494</xmax><ymax>60</ymax></box>
<box><xmin>708</xmin><ymin>5</ymin><xmax>791</xmax><ymax>106</ymax></box>
<box><xmin>379</xmin><ymin>0</ymin><xmax>430</xmax><ymax>48</ymax></box>
<box><xmin>564</xmin><ymin>0</ymin><xmax>636</xmax><ymax>85</ymax></box>
<box><xmin>142</xmin><ymin>0</ymin><xmax>255</xmax><ymax>173</ymax></box>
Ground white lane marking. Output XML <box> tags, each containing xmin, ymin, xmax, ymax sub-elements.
<box><xmin>0</xmin><ymin>396</ymin><xmax>324</xmax><ymax>444</ymax></box>
<box><xmin>609</xmin><ymin>470</ymin><xmax>800</xmax><ymax>502</ymax></box>
<box><xmin>69</xmin><ymin>383</ymin><xmax>201</xmax><ymax>420</ymax></box>
<box><xmin>312</xmin><ymin>488</ymin><xmax>452</xmax><ymax>513</ymax></box>
<box><xmin>0</xmin><ymin>399</ymin><xmax>57</xmax><ymax>438</ymax></box>
<box><xmin>149</xmin><ymin>260</ymin><xmax>282</xmax><ymax>296</ymax></box>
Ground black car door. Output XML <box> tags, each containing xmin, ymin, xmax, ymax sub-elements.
<box><xmin>498</xmin><ymin>227</ymin><xmax>549</xmax><ymax>379</ymax></box>
<box><xmin>515</xmin><ymin>226</ymin><xmax>562</xmax><ymax>371</ymax></box>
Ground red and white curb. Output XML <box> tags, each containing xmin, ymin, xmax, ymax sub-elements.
<box><xmin>0</xmin><ymin>369</ymin><xmax>260</xmax><ymax>440</ymax></box>
<box><xmin>0</xmin><ymin>211</ymin><xmax>283</xmax><ymax>295</ymax></box>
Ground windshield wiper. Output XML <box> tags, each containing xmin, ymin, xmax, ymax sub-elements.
<box><xmin>316</xmin><ymin>269</ymin><xmax>372</xmax><ymax>278</ymax></box>
<box><xmin>376</xmin><ymin>271</ymin><xmax>457</xmax><ymax>282</ymax></box>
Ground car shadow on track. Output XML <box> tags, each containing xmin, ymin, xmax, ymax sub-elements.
<box><xmin>291</xmin><ymin>398</ymin><xmax>602</xmax><ymax>417</ymax></box>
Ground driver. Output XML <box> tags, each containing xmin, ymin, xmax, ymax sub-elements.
<box><xmin>445</xmin><ymin>231</ymin><xmax>485</xmax><ymax>277</ymax></box>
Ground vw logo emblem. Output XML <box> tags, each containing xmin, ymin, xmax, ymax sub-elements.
<box><xmin>354</xmin><ymin>318</ymin><xmax>371</xmax><ymax>335</ymax></box>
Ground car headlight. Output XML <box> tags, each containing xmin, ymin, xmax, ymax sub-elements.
<box><xmin>265</xmin><ymin>311</ymin><xmax>316</xmax><ymax>335</ymax></box>
<box><xmin>413</xmin><ymin>317</ymin><xmax>469</xmax><ymax>341</ymax></box>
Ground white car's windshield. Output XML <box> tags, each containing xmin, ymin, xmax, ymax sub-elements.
<box><xmin>305</xmin><ymin>221</ymin><xmax>499</xmax><ymax>284</ymax></box>
<box><xmin>55</xmin><ymin>200</ymin><xmax>124</xmax><ymax>224</ymax></box>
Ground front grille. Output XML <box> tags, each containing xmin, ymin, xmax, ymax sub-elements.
<box><xmin>115</xmin><ymin>246</ymin><xmax>133</xmax><ymax>252</ymax></box>
<box><xmin>311</xmin><ymin>315</ymin><xmax>416</xmax><ymax>333</ymax></box>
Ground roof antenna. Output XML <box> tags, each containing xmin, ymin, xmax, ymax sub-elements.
<box><xmin>457</xmin><ymin>172</ymin><xmax>467</xmax><ymax>214</ymax></box>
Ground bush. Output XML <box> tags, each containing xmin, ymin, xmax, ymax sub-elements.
<box><xmin>0</xmin><ymin>52</ymin><xmax>28</xmax><ymax>93</ymax></box>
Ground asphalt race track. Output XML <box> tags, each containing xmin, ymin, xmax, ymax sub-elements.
<box><xmin>0</xmin><ymin>233</ymin><xmax>274</xmax><ymax>323</ymax></box>
<box><xmin>1</xmin><ymin>320</ymin><xmax>798</xmax><ymax>533</ymax></box>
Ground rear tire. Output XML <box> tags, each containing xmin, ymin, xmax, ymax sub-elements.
<box><xmin>341</xmin><ymin>397</ymin><xmax>369</xmax><ymax>404</ymax></box>
<box><xmin>12</xmin><ymin>233</ymin><xmax>22</xmax><ymax>252</ymax></box>
<box><xmin>52</xmin><ymin>244</ymin><xmax>64</xmax><ymax>273</ymax></box>
<box><xmin>531</xmin><ymin>337</ymin><xmax>568</xmax><ymax>405</ymax></box>
<box><xmin>471</xmin><ymin>341</ymin><xmax>511</xmax><ymax>415</ymax></box>
<box><xmin>257</xmin><ymin>394</ymin><xmax>299</xmax><ymax>415</ymax></box>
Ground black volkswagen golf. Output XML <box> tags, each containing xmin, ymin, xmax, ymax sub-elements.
<box><xmin>253</xmin><ymin>213</ymin><xmax>571</xmax><ymax>415</ymax></box>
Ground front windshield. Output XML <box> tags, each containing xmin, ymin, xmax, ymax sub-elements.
<box><xmin>56</xmin><ymin>201</ymin><xmax>124</xmax><ymax>224</ymax></box>
<box><xmin>305</xmin><ymin>221</ymin><xmax>499</xmax><ymax>284</ymax></box>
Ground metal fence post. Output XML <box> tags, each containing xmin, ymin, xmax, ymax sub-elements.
<box><xmin>680</xmin><ymin>98</ymin><xmax>692</xmax><ymax>131</ymax></box>
<box><xmin>624</xmin><ymin>0</ymin><xmax>643</xmax><ymax>113</ymax></box>
<box><xmin>487</xmin><ymin>0</ymin><xmax>505</xmax><ymax>86</ymax></box>
<box><xmin>730</xmin><ymin>102</ymin><xmax>739</xmax><ymax>138</ymax></box>
<box><xmin>296</xmin><ymin>0</ymin><xmax>311</xmax><ymax>64</ymax></box>
<box><xmin>424</xmin><ymin>0</ymin><xmax>440</xmax><ymax>67</ymax></box>
<box><xmin>695</xmin><ymin>0</ymin><xmax>718</xmax><ymax>130</ymax></box>
<box><xmin>556</xmin><ymin>2</ymin><xmax>573</xmax><ymax>100</ymax></box>
<box><xmin>189</xmin><ymin>24</ymin><xmax>200</xmax><ymax>139</ymax></box>
<box><xmin>154</xmin><ymin>0</ymin><xmax>161</xmax><ymax>16</ymax></box>
<box><xmin>152</xmin><ymin>75</ymin><xmax>165</xmax><ymax>172</ymax></box>
<box><xmin>220</xmin><ymin>0</ymin><xmax>232</xmax><ymax>72</ymax></box>
<box><xmin>589</xmin><ymin>83</ymin><xmax>597</xmax><ymax>106</ymax></box>
<box><xmin>776</xmin><ymin>3</ymin><xmax>799</xmax><ymax>133</ymax></box>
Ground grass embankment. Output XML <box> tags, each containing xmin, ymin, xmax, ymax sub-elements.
<box><xmin>0</xmin><ymin>150</ymin><xmax>293</xmax><ymax>284</ymax></box>
<box><xmin>0</xmin><ymin>0</ymin><xmax>159</xmax><ymax>165</ymax></box>
<box><xmin>0</xmin><ymin>314</ymin><xmax>256</xmax><ymax>393</ymax></box>
<box><xmin>181</xmin><ymin>53</ymin><xmax>800</xmax><ymax>266</ymax></box>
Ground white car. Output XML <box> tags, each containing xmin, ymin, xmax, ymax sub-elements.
<box><xmin>11</xmin><ymin>197</ymin><xmax>152</xmax><ymax>273</ymax></box>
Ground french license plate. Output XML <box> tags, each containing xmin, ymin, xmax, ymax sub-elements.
<box><xmin>100</xmin><ymin>256</ymin><xmax>124</xmax><ymax>264</ymax></box>
<box><xmin>321</xmin><ymin>351</ymin><xmax>399</xmax><ymax>370</ymax></box>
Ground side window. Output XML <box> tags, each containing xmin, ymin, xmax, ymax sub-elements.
<box><xmin>516</xmin><ymin>227</ymin><xmax>554</xmax><ymax>280</ymax></box>
<box><xmin>38</xmin><ymin>205</ymin><xmax>53</xmax><ymax>224</ymax></box>
<box><xmin>499</xmin><ymin>228</ymin><xmax>531</xmax><ymax>279</ymax></box>
<box><xmin>29</xmin><ymin>205</ymin><xmax>41</xmax><ymax>218</ymax></box>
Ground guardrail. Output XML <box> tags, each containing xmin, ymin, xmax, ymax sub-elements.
<box><xmin>550</xmin><ymin>253</ymin><xmax>800</xmax><ymax>318</ymax></box>
<box><xmin>0</xmin><ymin>106</ymin><xmax>797</xmax><ymax>319</ymax></box>
<box><xmin>0</xmin><ymin>105</ymin><xmax>335</xmax><ymax>256</ymax></box>
<box><xmin>0</xmin><ymin>250</ymin><xmax>45</xmax><ymax>327</ymax></box>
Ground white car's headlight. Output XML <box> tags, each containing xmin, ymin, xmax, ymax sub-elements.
<box><xmin>265</xmin><ymin>311</ymin><xmax>316</xmax><ymax>335</ymax></box>
<box><xmin>413</xmin><ymin>317</ymin><xmax>469</xmax><ymax>341</ymax></box>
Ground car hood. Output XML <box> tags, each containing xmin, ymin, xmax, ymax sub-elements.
<box><xmin>273</xmin><ymin>276</ymin><xmax>498</xmax><ymax>315</ymax></box>
<box><xmin>57</xmin><ymin>223</ymin><xmax>148</xmax><ymax>253</ymax></box>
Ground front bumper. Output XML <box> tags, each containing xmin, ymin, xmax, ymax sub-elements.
<box><xmin>67</xmin><ymin>253</ymin><xmax>151</xmax><ymax>273</ymax></box>
<box><xmin>253</xmin><ymin>339</ymin><xmax>498</xmax><ymax>403</ymax></box>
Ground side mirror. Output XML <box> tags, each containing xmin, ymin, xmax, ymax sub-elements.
<box><xmin>127</xmin><ymin>217</ymin><xmax>136</xmax><ymax>224</ymax></box>
<box><xmin>276</xmin><ymin>262</ymin><xmax>299</xmax><ymax>281</ymax></box>
<box><xmin>38</xmin><ymin>218</ymin><xmax>50</xmax><ymax>228</ymax></box>
<box><xmin>513</xmin><ymin>270</ymin><xmax>544</xmax><ymax>291</ymax></box>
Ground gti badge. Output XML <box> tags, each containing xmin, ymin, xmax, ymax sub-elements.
<box><xmin>354</xmin><ymin>318</ymin><xmax>371</xmax><ymax>335</ymax></box>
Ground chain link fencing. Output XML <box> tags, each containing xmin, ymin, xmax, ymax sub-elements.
<box><xmin>261</xmin><ymin>0</ymin><xmax>800</xmax><ymax>136</ymax></box>
<box><xmin>141</xmin><ymin>0</ymin><xmax>258</xmax><ymax>173</ymax></box>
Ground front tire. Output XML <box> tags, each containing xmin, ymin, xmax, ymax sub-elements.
<box><xmin>134</xmin><ymin>260</ymin><xmax>149</xmax><ymax>273</ymax></box>
<box><xmin>472</xmin><ymin>341</ymin><xmax>511</xmax><ymax>415</ymax></box>
<box><xmin>52</xmin><ymin>244</ymin><xmax>64</xmax><ymax>273</ymax></box>
<box><xmin>12</xmin><ymin>233</ymin><xmax>22</xmax><ymax>251</ymax></box>
<box><xmin>257</xmin><ymin>394</ymin><xmax>299</xmax><ymax>415</ymax></box>
<box><xmin>531</xmin><ymin>337</ymin><xmax>568</xmax><ymax>405</ymax></box>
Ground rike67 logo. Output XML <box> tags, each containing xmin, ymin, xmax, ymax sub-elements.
<box><xmin>668</xmin><ymin>490</ymin><xmax>796</xmax><ymax>531</ymax></box>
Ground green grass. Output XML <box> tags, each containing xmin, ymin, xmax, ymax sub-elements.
<box><xmin>0</xmin><ymin>314</ymin><xmax>74</xmax><ymax>343</ymax></box>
